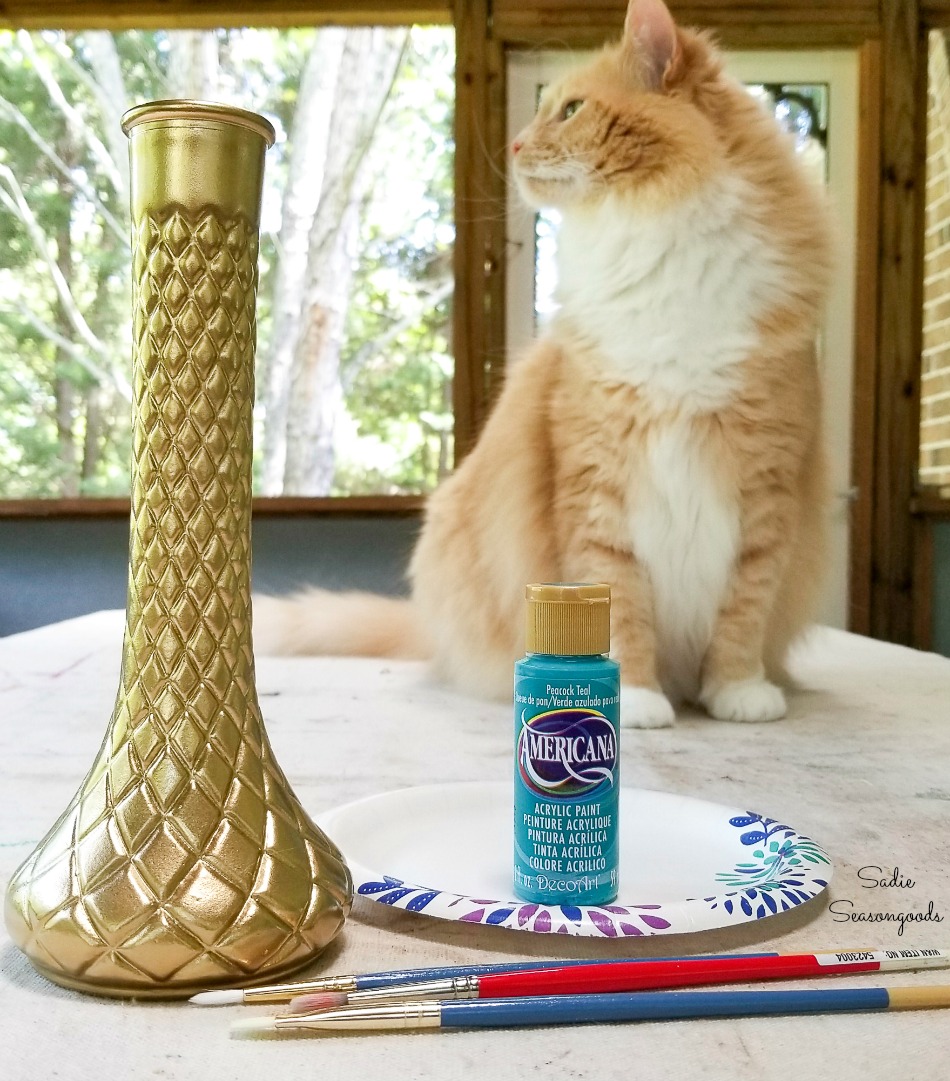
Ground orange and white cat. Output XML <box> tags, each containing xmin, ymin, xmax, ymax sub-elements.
<box><xmin>254</xmin><ymin>0</ymin><xmax>831</xmax><ymax>729</ymax></box>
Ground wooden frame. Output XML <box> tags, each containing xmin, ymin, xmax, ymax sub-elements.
<box><xmin>452</xmin><ymin>0</ymin><xmax>507</xmax><ymax>459</ymax></box>
<box><xmin>0</xmin><ymin>495</ymin><xmax>425</xmax><ymax>518</ymax></box>
<box><xmin>0</xmin><ymin>2</ymin><xmax>451</xmax><ymax>28</ymax></box>
<box><xmin>1</xmin><ymin>0</ymin><xmax>947</xmax><ymax>651</ymax></box>
<box><xmin>871</xmin><ymin>0</ymin><xmax>927</xmax><ymax>645</ymax></box>
<box><xmin>849</xmin><ymin>40</ymin><xmax>883</xmax><ymax>638</ymax></box>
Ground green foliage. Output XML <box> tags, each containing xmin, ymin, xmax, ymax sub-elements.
<box><xmin>0</xmin><ymin>26</ymin><xmax>455</xmax><ymax>500</ymax></box>
<box><xmin>0</xmin><ymin>29</ymin><xmax>155</xmax><ymax>497</ymax></box>
<box><xmin>336</xmin><ymin>27</ymin><xmax>455</xmax><ymax>495</ymax></box>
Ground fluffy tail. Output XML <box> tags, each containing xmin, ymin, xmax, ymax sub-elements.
<box><xmin>252</xmin><ymin>588</ymin><xmax>431</xmax><ymax>660</ymax></box>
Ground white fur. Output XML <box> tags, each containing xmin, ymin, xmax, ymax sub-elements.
<box><xmin>620</xmin><ymin>684</ymin><xmax>675</xmax><ymax>729</ymax></box>
<box><xmin>552</xmin><ymin>177</ymin><xmax>783</xmax><ymax>704</ymax></box>
<box><xmin>629</xmin><ymin>417</ymin><xmax>740</xmax><ymax>703</ymax></box>
<box><xmin>701</xmin><ymin>676</ymin><xmax>787</xmax><ymax>723</ymax></box>
<box><xmin>554</xmin><ymin>178</ymin><xmax>782</xmax><ymax>412</ymax></box>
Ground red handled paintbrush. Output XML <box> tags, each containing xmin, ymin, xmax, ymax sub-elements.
<box><xmin>288</xmin><ymin>948</ymin><xmax>950</xmax><ymax>1012</ymax></box>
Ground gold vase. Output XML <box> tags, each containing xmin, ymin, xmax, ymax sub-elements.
<box><xmin>4</xmin><ymin>101</ymin><xmax>352</xmax><ymax>998</ymax></box>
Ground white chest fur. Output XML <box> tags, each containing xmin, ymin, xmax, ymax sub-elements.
<box><xmin>628</xmin><ymin>418</ymin><xmax>740</xmax><ymax>702</ymax></box>
<box><xmin>551</xmin><ymin>177</ymin><xmax>771</xmax><ymax>698</ymax></box>
<box><xmin>554</xmin><ymin>178</ymin><xmax>781</xmax><ymax>412</ymax></box>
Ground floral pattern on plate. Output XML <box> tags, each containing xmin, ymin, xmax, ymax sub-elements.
<box><xmin>351</xmin><ymin>805</ymin><xmax>831</xmax><ymax>938</ymax></box>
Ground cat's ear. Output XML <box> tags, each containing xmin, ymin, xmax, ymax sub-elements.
<box><xmin>623</xmin><ymin>0</ymin><xmax>682</xmax><ymax>90</ymax></box>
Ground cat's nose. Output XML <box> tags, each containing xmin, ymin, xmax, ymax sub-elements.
<box><xmin>512</xmin><ymin>140</ymin><xmax>523</xmax><ymax>155</ymax></box>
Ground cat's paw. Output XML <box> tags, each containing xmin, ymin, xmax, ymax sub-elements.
<box><xmin>620</xmin><ymin>685</ymin><xmax>675</xmax><ymax>729</ymax></box>
<box><xmin>701</xmin><ymin>678</ymin><xmax>786</xmax><ymax>723</ymax></box>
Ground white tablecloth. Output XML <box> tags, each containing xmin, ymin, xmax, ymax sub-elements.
<box><xmin>1</xmin><ymin>611</ymin><xmax>949</xmax><ymax>1080</ymax></box>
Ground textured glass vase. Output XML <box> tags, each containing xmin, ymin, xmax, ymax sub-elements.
<box><xmin>4</xmin><ymin>101</ymin><xmax>352</xmax><ymax>997</ymax></box>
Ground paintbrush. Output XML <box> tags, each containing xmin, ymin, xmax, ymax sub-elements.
<box><xmin>288</xmin><ymin>947</ymin><xmax>950</xmax><ymax>1012</ymax></box>
<box><xmin>232</xmin><ymin>984</ymin><xmax>950</xmax><ymax>1036</ymax></box>
<box><xmin>188</xmin><ymin>950</ymin><xmax>777</xmax><ymax>1006</ymax></box>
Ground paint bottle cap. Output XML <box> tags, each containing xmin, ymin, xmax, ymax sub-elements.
<box><xmin>524</xmin><ymin>583</ymin><xmax>611</xmax><ymax>655</ymax></box>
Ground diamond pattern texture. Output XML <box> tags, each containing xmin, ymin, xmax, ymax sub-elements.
<box><xmin>4</xmin><ymin>207</ymin><xmax>352</xmax><ymax>997</ymax></box>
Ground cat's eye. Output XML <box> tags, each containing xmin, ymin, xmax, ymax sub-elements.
<box><xmin>561</xmin><ymin>99</ymin><xmax>584</xmax><ymax>120</ymax></box>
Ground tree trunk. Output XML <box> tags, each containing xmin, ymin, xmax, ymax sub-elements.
<box><xmin>283</xmin><ymin>200</ymin><xmax>357</xmax><ymax>494</ymax></box>
<box><xmin>76</xmin><ymin>34</ymin><xmax>130</xmax><ymax>493</ymax></box>
<box><xmin>81</xmin><ymin>31</ymin><xmax>130</xmax><ymax>200</ymax></box>
<box><xmin>80</xmin><ymin>384</ymin><xmax>103</xmax><ymax>490</ymax></box>
<box><xmin>166</xmin><ymin>30</ymin><xmax>220</xmax><ymax>99</ymax></box>
<box><xmin>280</xmin><ymin>28</ymin><xmax>407</xmax><ymax>495</ymax></box>
<box><xmin>53</xmin><ymin>133</ymin><xmax>79</xmax><ymax>497</ymax></box>
<box><xmin>259</xmin><ymin>29</ymin><xmax>345</xmax><ymax>494</ymax></box>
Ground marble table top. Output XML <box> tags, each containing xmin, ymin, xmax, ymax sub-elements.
<box><xmin>1</xmin><ymin>611</ymin><xmax>949</xmax><ymax>1080</ymax></box>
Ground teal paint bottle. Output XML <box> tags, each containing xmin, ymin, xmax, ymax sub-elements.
<box><xmin>513</xmin><ymin>583</ymin><xmax>620</xmax><ymax>906</ymax></box>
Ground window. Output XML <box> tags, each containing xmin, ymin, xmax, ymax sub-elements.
<box><xmin>0</xmin><ymin>25</ymin><xmax>454</xmax><ymax>501</ymax></box>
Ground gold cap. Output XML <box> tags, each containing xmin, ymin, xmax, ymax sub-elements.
<box><xmin>525</xmin><ymin>583</ymin><xmax>611</xmax><ymax>655</ymax></box>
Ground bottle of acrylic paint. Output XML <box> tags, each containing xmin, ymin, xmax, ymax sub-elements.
<box><xmin>513</xmin><ymin>583</ymin><xmax>620</xmax><ymax>906</ymax></box>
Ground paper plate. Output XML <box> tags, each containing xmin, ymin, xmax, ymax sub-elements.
<box><xmin>318</xmin><ymin>782</ymin><xmax>832</xmax><ymax>939</ymax></box>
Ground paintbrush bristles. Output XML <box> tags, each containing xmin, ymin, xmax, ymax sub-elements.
<box><xmin>231</xmin><ymin>1017</ymin><xmax>279</xmax><ymax>1038</ymax></box>
<box><xmin>189</xmin><ymin>989</ymin><xmax>245</xmax><ymax>1006</ymax></box>
<box><xmin>289</xmin><ymin>991</ymin><xmax>349</xmax><ymax>1013</ymax></box>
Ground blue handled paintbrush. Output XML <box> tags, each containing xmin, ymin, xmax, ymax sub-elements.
<box><xmin>231</xmin><ymin>985</ymin><xmax>950</xmax><ymax>1036</ymax></box>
